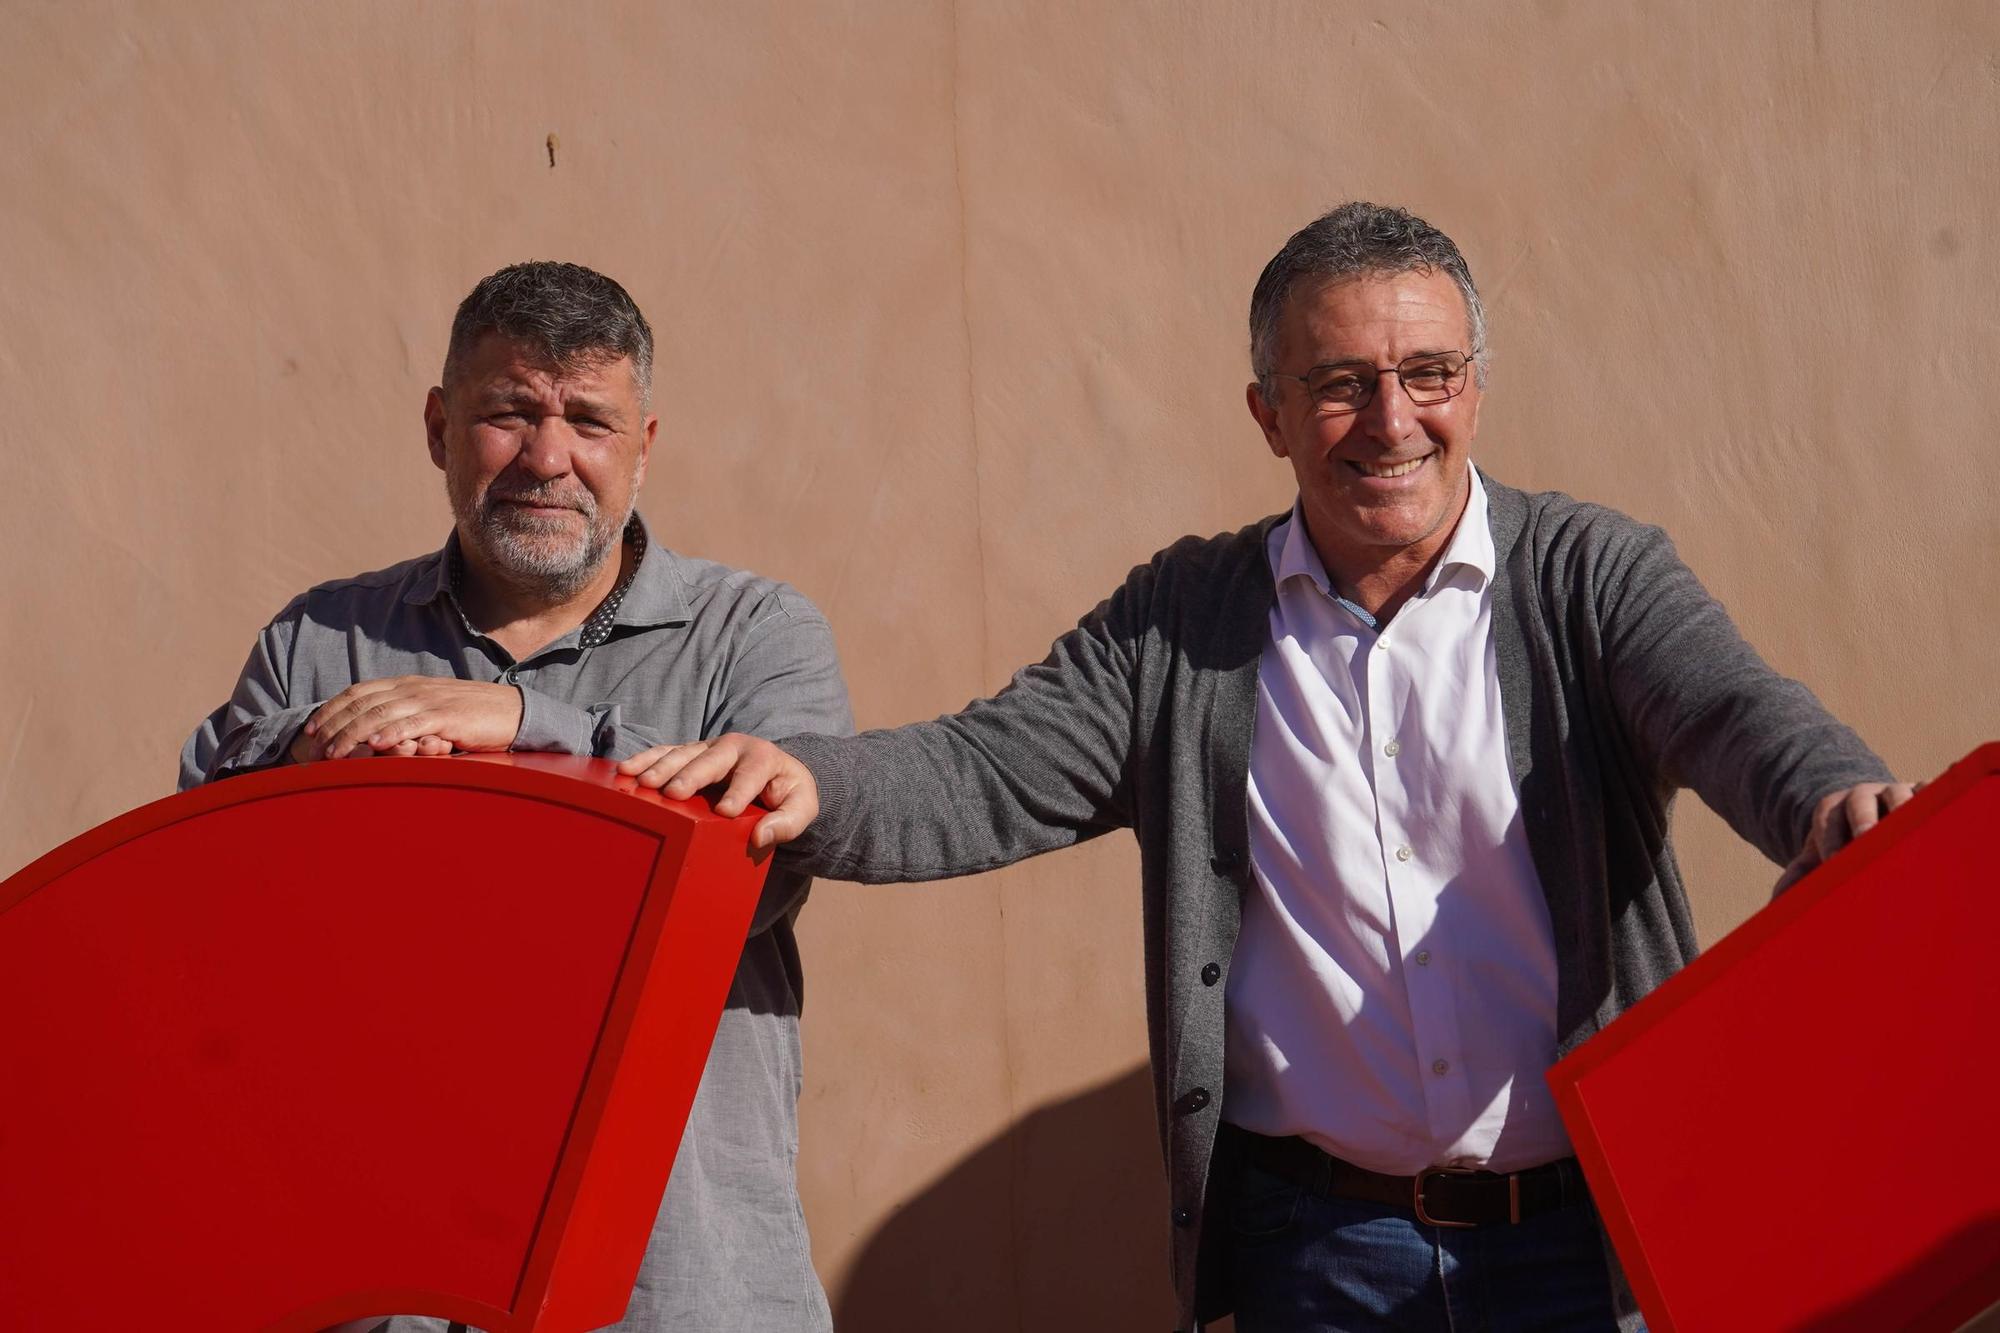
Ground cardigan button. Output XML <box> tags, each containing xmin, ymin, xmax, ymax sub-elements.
<box><xmin>1174</xmin><ymin>1087</ymin><xmax>1211</xmax><ymax>1115</ymax></box>
<box><xmin>1171</xmin><ymin>1207</ymin><xmax>1195</xmax><ymax>1228</ymax></box>
<box><xmin>1200</xmin><ymin>962</ymin><xmax>1221</xmax><ymax>986</ymax></box>
<box><xmin>1209</xmin><ymin>849</ymin><xmax>1241</xmax><ymax>874</ymax></box>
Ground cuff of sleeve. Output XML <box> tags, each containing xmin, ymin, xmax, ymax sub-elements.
<box><xmin>216</xmin><ymin>706</ymin><xmax>321</xmax><ymax>776</ymax></box>
<box><xmin>512</xmin><ymin>686</ymin><xmax>598</xmax><ymax>756</ymax></box>
<box><xmin>777</xmin><ymin>732</ymin><xmax>853</xmax><ymax>861</ymax></box>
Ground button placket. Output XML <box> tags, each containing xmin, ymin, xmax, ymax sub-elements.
<box><xmin>1371</xmin><ymin>627</ymin><xmax>1465</xmax><ymax>1144</ymax></box>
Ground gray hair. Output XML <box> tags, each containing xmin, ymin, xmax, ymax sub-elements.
<box><xmin>1249</xmin><ymin>202</ymin><xmax>1487</xmax><ymax>400</ymax></box>
<box><xmin>443</xmin><ymin>261</ymin><xmax>655</xmax><ymax>405</ymax></box>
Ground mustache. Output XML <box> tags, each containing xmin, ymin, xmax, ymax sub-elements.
<box><xmin>481</xmin><ymin>484</ymin><xmax>595</xmax><ymax>514</ymax></box>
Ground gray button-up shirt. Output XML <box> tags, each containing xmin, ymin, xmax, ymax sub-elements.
<box><xmin>180</xmin><ymin>518</ymin><xmax>852</xmax><ymax>1333</ymax></box>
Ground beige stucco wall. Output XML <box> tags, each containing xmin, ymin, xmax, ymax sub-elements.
<box><xmin>4</xmin><ymin>4</ymin><xmax>1996</xmax><ymax>1327</ymax></box>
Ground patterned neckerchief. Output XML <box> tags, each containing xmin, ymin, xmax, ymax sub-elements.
<box><xmin>449</xmin><ymin>515</ymin><xmax>647</xmax><ymax>651</ymax></box>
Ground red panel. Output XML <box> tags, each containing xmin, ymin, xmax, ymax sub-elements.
<box><xmin>1550</xmin><ymin>743</ymin><xmax>2000</xmax><ymax>1332</ymax></box>
<box><xmin>0</xmin><ymin>754</ymin><xmax>770</xmax><ymax>1333</ymax></box>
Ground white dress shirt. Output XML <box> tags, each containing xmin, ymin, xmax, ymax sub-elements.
<box><xmin>1223</xmin><ymin>464</ymin><xmax>1572</xmax><ymax>1174</ymax></box>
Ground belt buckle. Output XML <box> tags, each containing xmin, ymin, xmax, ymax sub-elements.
<box><xmin>1413</xmin><ymin>1166</ymin><xmax>1486</xmax><ymax>1229</ymax></box>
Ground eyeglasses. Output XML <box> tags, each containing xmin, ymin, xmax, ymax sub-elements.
<box><xmin>1264</xmin><ymin>350</ymin><xmax>1478</xmax><ymax>414</ymax></box>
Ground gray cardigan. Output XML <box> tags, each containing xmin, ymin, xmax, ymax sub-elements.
<box><xmin>782</xmin><ymin>475</ymin><xmax>1888</xmax><ymax>1329</ymax></box>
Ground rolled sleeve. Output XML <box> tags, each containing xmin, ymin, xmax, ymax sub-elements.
<box><xmin>510</xmin><ymin>684</ymin><xmax>599</xmax><ymax>756</ymax></box>
<box><xmin>180</xmin><ymin>602</ymin><xmax>312</xmax><ymax>789</ymax></box>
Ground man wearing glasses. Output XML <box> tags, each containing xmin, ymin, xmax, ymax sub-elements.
<box><xmin>622</xmin><ymin>202</ymin><xmax>1910</xmax><ymax>1331</ymax></box>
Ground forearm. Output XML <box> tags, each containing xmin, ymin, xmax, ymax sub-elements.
<box><xmin>179</xmin><ymin>612</ymin><xmax>312</xmax><ymax>790</ymax></box>
<box><xmin>781</xmin><ymin>699</ymin><xmax>1131</xmax><ymax>883</ymax></box>
<box><xmin>179</xmin><ymin>703</ymin><xmax>317</xmax><ymax>789</ymax></box>
<box><xmin>1602</xmin><ymin>522</ymin><xmax>1892</xmax><ymax>863</ymax></box>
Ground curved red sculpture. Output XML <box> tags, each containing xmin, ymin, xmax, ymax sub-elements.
<box><xmin>1551</xmin><ymin>742</ymin><xmax>2000</xmax><ymax>1332</ymax></box>
<box><xmin>0</xmin><ymin>753</ymin><xmax>771</xmax><ymax>1333</ymax></box>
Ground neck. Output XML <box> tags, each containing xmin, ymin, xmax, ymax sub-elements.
<box><xmin>1306</xmin><ymin>492</ymin><xmax>1470</xmax><ymax>624</ymax></box>
<box><xmin>458</xmin><ymin>536</ymin><xmax>633</xmax><ymax>662</ymax></box>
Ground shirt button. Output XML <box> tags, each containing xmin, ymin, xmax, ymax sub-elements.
<box><xmin>1395</xmin><ymin>845</ymin><xmax>1414</xmax><ymax>863</ymax></box>
<box><xmin>1200</xmin><ymin>962</ymin><xmax>1222</xmax><ymax>986</ymax></box>
<box><xmin>1414</xmin><ymin>950</ymin><xmax>1431</xmax><ymax>966</ymax></box>
<box><xmin>1433</xmin><ymin>1059</ymin><xmax>1450</xmax><ymax>1076</ymax></box>
<box><xmin>1384</xmin><ymin>738</ymin><xmax>1401</xmax><ymax>757</ymax></box>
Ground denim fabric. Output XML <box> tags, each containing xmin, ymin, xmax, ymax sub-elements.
<box><xmin>1224</xmin><ymin>1162</ymin><xmax>1633</xmax><ymax>1333</ymax></box>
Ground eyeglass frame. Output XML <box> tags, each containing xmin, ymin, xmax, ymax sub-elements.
<box><xmin>1260</xmin><ymin>348</ymin><xmax>1482</xmax><ymax>416</ymax></box>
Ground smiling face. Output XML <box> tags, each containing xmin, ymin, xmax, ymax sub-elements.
<box><xmin>1246</xmin><ymin>268</ymin><xmax>1483</xmax><ymax>588</ymax></box>
<box><xmin>425</xmin><ymin>331</ymin><xmax>656</xmax><ymax>602</ymax></box>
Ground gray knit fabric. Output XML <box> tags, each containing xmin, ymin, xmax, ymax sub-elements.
<box><xmin>779</xmin><ymin>473</ymin><xmax>1889</xmax><ymax>1330</ymax></box>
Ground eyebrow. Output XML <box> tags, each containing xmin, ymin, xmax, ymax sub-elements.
<box><xmin>560</xmin><ymin>394</ymin><xmax>622</xmax><ymax>420</ymax></box>
<box><xmin>472</xmin><ymin>385</ymin><xmax>620</xmax><ymax>416</ymax></box>
<box><xmin>473</xmin><ymin>384</ymin><xmax>545</xmax><ymax>409</ymax></box>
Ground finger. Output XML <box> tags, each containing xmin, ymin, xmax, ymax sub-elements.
<box><xmin>1878</xmin><ymin>781</ymin><xmax>1918</xmax><ymax>812</ymax></box>
<box><xmin>1772</xmin><ymin>848</ymin><xmax>1817</xmax><ymax>895</ymax></box>
<box><xmin>749</xmin><ymin>778</ymin><xmax>819</xmax><ymax>849</ymax></box>
<box><xmin>362</xmin><ymin>709</ymin><xmax>449</xmax><ymax>751</ymax></box>
<box><xmin>627</xmin><ymin>743</ymin><xmax>708</xmax><ymax>786</ymax></box>
<box><xmin>414</xmin><ymin>735</ymin><xmax>453</xmax><ymax>757</ymax></box>
<box><xmin>1838</xmin><ymin>783</ymin><xmax>1889</xmax><ymax>846</ymax></box>
<box><xmin>618</xmin><ymin>744</ymin><xmax>682</xmax><ymax>776</ymax></box>
<box><xmin>628</xmin><ymin>743</ymin><xmax>712</xmax><ymax>790</ymax></box>
<box><xmin>1809</xmin><ymin>790</ymin><xmax>1849</xmax><ymax>860</ymax></box>
<box><xmin>712</xmin><ymin>755</ymin><xmax>784</xmax><ymax>817</ymax></box>
<box><xmin>662</xmin><ymin>741</ymin><xmax>757</xmax><ymax>799</ymax></box>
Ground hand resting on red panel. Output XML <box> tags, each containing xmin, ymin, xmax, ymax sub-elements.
<box><xmin>1773</xmin><ymin>779</ymin><xmax>1922</xmax><ymax>893</ymax></box>
<box><xmin>291</xmin><ymin>676</ymin><xmax>523</xmax><ymax>762</ymax></box>
<box><xmin>619</xmin><ymin>734</ymin><xmax>819</xmax><ymax>850</ymax></box>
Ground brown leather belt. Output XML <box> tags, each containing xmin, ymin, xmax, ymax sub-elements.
<box><xmin>1227</xmin><ymin>1125</ymin><xmax>1589</xmax><ymax>1228</ymax></box>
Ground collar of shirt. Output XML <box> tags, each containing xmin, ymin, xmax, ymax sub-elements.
<box><xmin>402</xmin><ymin>513</ymin><xmax>695</xmax><ymax>647</ymax></box>
<box><xmin>1272</xmin><ymin>461</ymin><xmax>1496</xmax><ymax>617</ymax></box>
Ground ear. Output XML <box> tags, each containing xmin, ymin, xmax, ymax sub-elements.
<box><xmin>1246</xmin><ymin>380</ymin><xmax>1288</xmax><ymax>458</ymax></box>
<box><xmin>424</xmin><ymin>387</ymin><xmax>449</xmax><ymax>471</ymax></box>
<box><xmin>634</xmin><ymin>412</ymin><xmax>658</xmax><ymax>490</ymax></box>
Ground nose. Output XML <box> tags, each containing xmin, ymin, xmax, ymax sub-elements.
<box><xmin>516</xmin><ymin>414</ymin><xmax>576</xmax><ymax>480</ymax></box>
<box><xmin>1355</xmin><ymin>367</ymin><xmax>1415</xmax><ymax>442</ymax></box>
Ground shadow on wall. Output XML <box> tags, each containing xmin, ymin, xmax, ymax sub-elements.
<box><xmin>832</xmin><ymin>1064</ymin><xmax>1179</xmax><ymax>1333</ymax></box>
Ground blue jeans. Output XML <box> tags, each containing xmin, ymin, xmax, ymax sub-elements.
<box><xmin>1223</xmin><ymin>1161</ymin><xmax>1632</xmax><ymax>1333</ymax></box>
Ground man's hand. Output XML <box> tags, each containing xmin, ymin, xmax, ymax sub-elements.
<box><xmin>296</xmin><ymin>677</ymin><xmax>524</xmax><ymax>762</ymax></box>
<box><xmin>1773</xmin><ymin>780</ymin><xmax>1921</xmax><ymax>893</ymax></box>
<box><xmin>617</xmin><ymin>734</ymin><xmax>819</xmax><ymax>850</ymax></box>
<box><xmin>288</xmin><ymin>729</ymin><xmax>452</xmax><ymax>763</ymax></box>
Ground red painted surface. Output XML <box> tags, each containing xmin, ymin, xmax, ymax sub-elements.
<box><xmin>0</xmin><ymin>753</ymin><xmax>771</xmax><ymax>1333</ymax></box>
<box><xmin>1550</xmin><ymin>743</ymin><xmax>2000</xmax><ymax>1333</ymax></box>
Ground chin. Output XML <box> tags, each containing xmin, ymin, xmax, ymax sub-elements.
<box><xmin>488</xmin><ymin>533</ymin><xmax>592</xmax><ymax>580</ymax></box>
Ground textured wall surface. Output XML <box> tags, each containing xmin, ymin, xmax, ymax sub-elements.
<box><xmin>4</xmin><ymin>4</ymin><xmax>1996</xmax><ymax>1328</ymax></box>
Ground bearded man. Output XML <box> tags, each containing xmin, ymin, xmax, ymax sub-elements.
<box><xmin>181</xmin><ymin>261</ymin><xmax>851</xmax><ymax>1332</ymax></box>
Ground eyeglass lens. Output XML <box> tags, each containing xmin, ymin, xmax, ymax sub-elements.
<box><xmin>1305</xmin><ymin>353</ymin><xmax>1469</xmax><ymax>408</ymax></box>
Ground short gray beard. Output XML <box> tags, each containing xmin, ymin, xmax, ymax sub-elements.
<box><xmin>460</xmin><ymin>482</ymin><xmax>633</xmax><ymax>602</ymax></box>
